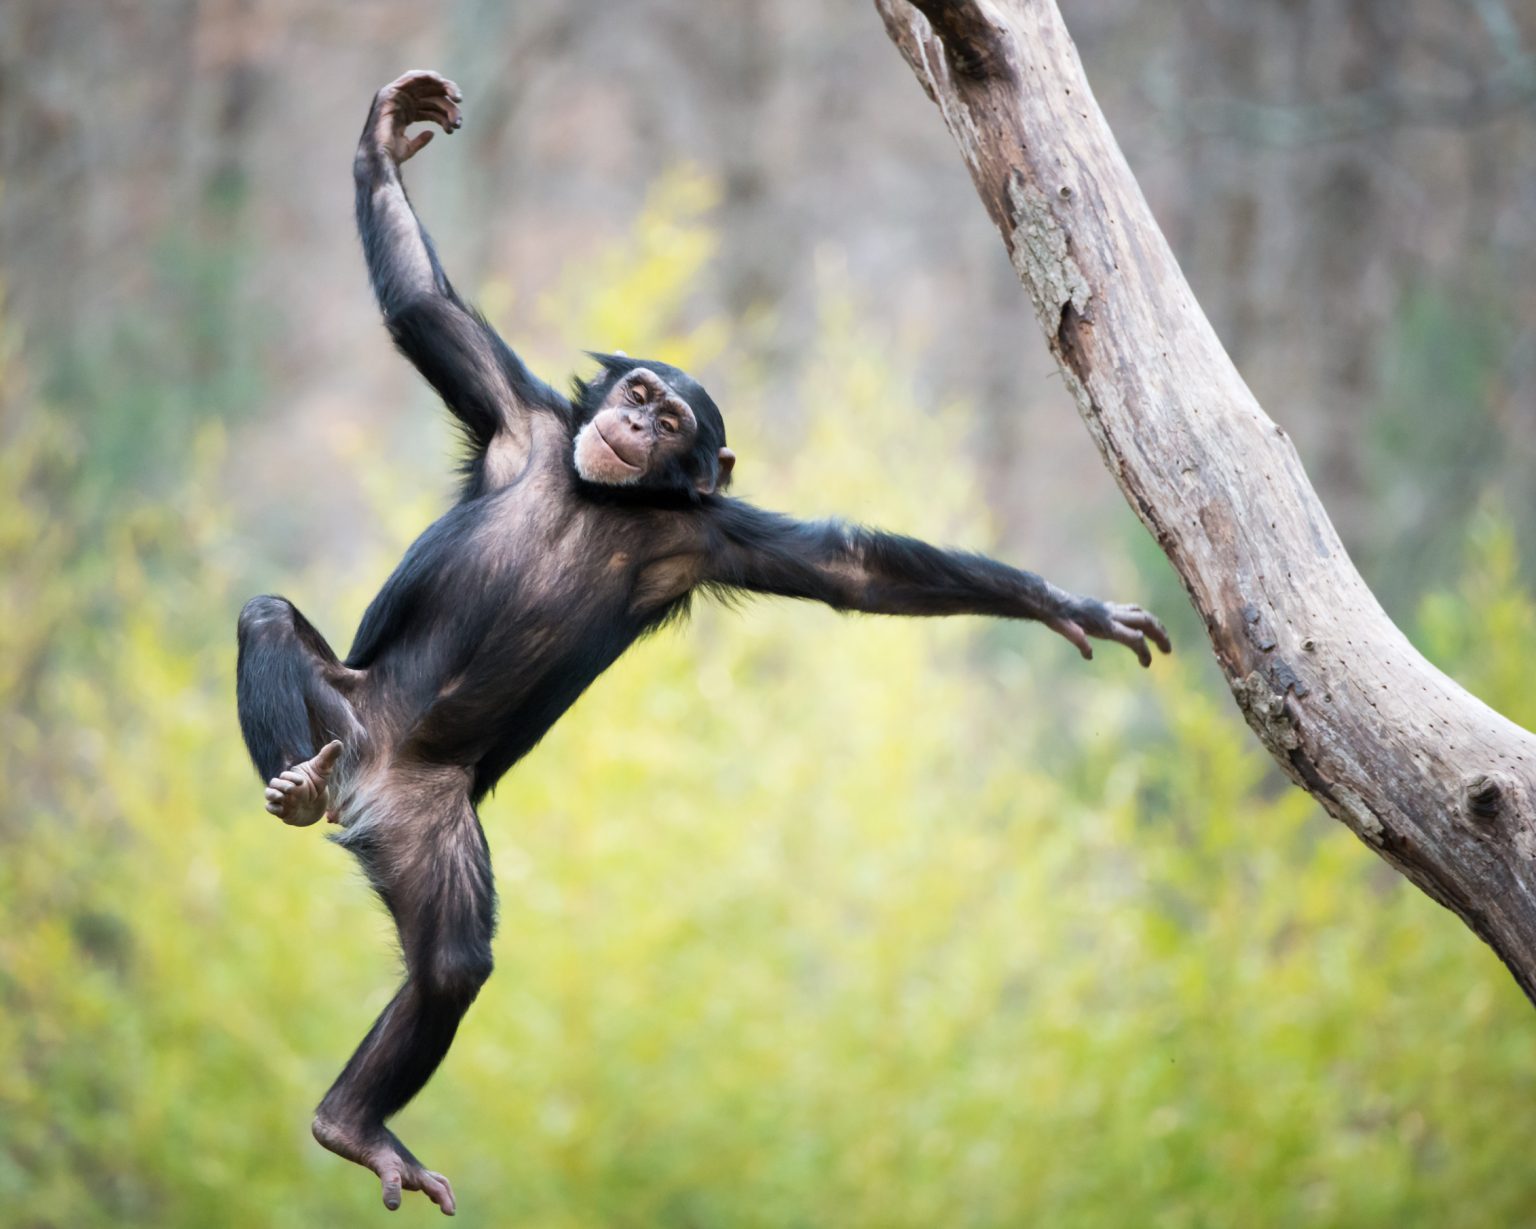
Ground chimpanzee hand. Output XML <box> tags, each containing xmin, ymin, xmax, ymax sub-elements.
<box><xmin>367</xmin><ymin>70</ymin><xmax>464</xmax><ymax>165</ymax></box>
<box><xmin>1047</xmin><ymin>597</ymin><xmax>1171</xmax><ymax>667</ymax></box>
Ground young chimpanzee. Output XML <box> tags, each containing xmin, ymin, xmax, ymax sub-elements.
<box><xmin>236</xmin><ymin>70</ymin><xmax>1170</xmax><ymax>1215</ymax></box>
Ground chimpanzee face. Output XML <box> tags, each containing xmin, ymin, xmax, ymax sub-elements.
<box><xmin>573</xmin><ymin>366</ymin><xmax>734</xmax><ymax>494</ymax></box>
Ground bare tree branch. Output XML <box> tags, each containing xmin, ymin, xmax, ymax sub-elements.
<box><xmin>874</xmin><ymin>0</ymin><xmax>1536</xmax><ymax>1003</ymax></box>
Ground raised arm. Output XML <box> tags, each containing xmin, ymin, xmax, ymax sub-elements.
<box><xmin>702</xmin><ymin>501</ymin><xmax>1170</xmax><ymax>665</ymax></box>
<box><xmin>354</xmin><ymin>71</ymin><xmax>561</xmax><ymax>460</ymax></box>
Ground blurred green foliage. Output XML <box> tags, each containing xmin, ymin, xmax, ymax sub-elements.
<box><xmin>4</xmin><ymin>180</ymin><xmax>1536</xmax><ymax>1229</ymax></box>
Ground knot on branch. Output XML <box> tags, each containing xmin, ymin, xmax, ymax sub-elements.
<box><xmin>1461</xmin><ymin>770</ymin><xmax>1536</xmax><ymax>852</ymax></box>
<box><xmin>908</xmin><ymin>0</ymin><xmax>1015</xmax><ymax>81</ymax></box>
<box><xmin>1466</xmin><ymin>774</ymin><xmax>1506</xmax><ymax>823</ymax></box>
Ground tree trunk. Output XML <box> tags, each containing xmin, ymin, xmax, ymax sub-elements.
<box><xmin>873</xmin><ymin>0</ymin><xmax>1536</xmax><ymax>1003</ymax></box>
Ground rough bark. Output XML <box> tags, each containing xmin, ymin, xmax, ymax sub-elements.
<box><xmin>874</xmin><ymin>0</ymin><xmax>1536</xmax><ymax>1002</ymax></box>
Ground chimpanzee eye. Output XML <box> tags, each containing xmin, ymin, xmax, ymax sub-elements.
<box><xmin>658</xmin><ymin>417</ymin><xmax>679</xmax><ymax>434</ymax></box>
<box><xmin>627</xmin><ymin>383</ymin><xmax>647</xmax><ymax>405</ymax></box>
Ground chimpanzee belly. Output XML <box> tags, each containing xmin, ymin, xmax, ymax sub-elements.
<box><xmin>403</xmin><ymin>609</ymin><xmax>644</xmax><ymax>801</ymax></box>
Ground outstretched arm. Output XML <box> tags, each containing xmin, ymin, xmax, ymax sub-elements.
<box><xmin>354</xmin><ymin>70</ymin><xmax>562</xmax><ymax>455</ymax></box>
<box><xmin>702</xmin><ymin>501</ymin><xmax>1170</xmax><ymax>665</ymax></box>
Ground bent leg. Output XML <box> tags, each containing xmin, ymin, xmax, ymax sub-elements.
<box><xmin>236</xmin><ymin>594</ymin><xmax>360</xmax><ymax>823</ymax></box>
<box><xmin>315</xmin><ymin>780</ymin><xmax>496</xmax><ymax>1214</ymax></box>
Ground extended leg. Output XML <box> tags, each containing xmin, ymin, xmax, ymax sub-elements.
<box><xmin>315</xmin><ymin>783</ymin><xmax>496</xmax><ymax>1215</ymax></box>
<box><xmin>236</xmin><ymin>595</ymin><xmax>360</xmax><ymax>824</ymax></box>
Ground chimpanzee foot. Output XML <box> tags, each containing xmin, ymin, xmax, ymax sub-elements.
<box><xmin>312</xmin><ymin>1113</ymin><xmax>456</xmax><ymax>1215</ymax></box>
<box><xmin>264</xmin><ymin>739</ymin><xmax>343</xmax><ymax>827</ymax></box>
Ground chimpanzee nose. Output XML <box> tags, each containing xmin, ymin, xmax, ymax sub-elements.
<box><xmin>625</xmin><ymin>414</ymin><xmax>645</xmax><ymax>432</ymax></box>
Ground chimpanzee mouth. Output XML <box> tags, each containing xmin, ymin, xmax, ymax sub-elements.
<box><xmin>575</xmin><ymin>421</ymin><xmax>643</xmax><ymax>483</ymax></box>
<box><xmin>592</xmin><ymin>423</ymin><xmax>644</xmax><ymax>472</ymax></box>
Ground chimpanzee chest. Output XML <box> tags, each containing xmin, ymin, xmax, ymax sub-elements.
<box><xmin>377</xmin><ymin>463</ymin><xmax>699</xmax><ymax>789</ymax></box>
<box><xmin>394</xmin><ymin>501</ymin><xmax>649</xmax><ymax>743</ymax></box>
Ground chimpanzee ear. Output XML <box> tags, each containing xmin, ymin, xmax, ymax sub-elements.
<box><xmin>696</xmin><ymin>447</ymin><xmax>735</xmax><ymax>495</ymax></box>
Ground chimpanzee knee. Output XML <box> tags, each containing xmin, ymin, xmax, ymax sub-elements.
<box><xmin>238</xmin><ymin>593</ymin><xmax>296</xmax><ymax>641</ymax></box>
<box><xmin>420</xmin><ymin>941</ymin><xmax>494</xmax><ymax>1008</ymax></box>
<box><xmin>236</xmin><ymin>594</ymin><xmax>349</xmax><ymax>782</ymax></box>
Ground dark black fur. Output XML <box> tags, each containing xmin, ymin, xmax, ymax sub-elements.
<box><xmin>233</xmin><ymin>77</ymin><xmax>1159</xmax><ymax>1196</ymax></box>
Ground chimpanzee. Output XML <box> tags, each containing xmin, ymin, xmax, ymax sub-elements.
<box><xmin>235</xmin><ymin>70</ymin><xmax>1170</xmax><ymax>1215</ymax></box>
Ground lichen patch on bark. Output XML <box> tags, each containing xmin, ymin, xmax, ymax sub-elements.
<box><xmin>1006</xmin><ymin>170</ymin><xmax>1091</xmax><ymax>336</ymax></box>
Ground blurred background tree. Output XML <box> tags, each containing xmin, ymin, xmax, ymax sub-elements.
<box><xmin>2</xmin><ymin>1</ymin><xmax>1535</xmax><ymax>1225</ymax></box>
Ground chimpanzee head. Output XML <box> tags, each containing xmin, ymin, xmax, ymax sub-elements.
<box><xmin>571</xmin><ymin>353</ymin><xmax>735</xmax><ymax>497</ymax></box>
